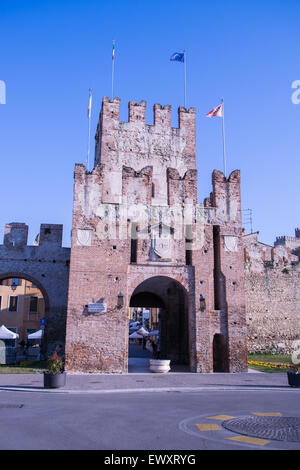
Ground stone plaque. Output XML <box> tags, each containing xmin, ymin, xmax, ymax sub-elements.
<box><xmin>88</xmin><ymin>302</ymin><xmax>107</xmax><ymax>314</ymax></box>
<box><xmin>224</xmin><ymin>235</ymin><xmax>238</xmax><ymax>252</ymax></box>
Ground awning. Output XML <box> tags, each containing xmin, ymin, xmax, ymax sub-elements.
<box><xmin>129</xmin><ymin>331</ymin><xmax>143</xmax><ymax>339</ymax></box>
<box><xmin>137</xmin><ymin>327</ymin><xmax>149</xmax><ymax>337</ymax></box>
<box><xmin>27</xmin><ymin>329</ymin><xmax>43</xmax><ymax>339</ymax></box>
<box><xmin>0</xmin><ymin>325</ymin><xmax>19</xmax><ymax>339</ymax></box>
<box><xmin>147</xmin><ymin>330</ymin><xmax>159</xmax><ymax>336</ymax></box>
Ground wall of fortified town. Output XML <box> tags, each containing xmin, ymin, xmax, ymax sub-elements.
<box><xmin>0</xmin><ymin>222</ymin><xmax>70</xmax><ymax>350</ymax></box>
<box><xmin>243</xmin><ymin>231</ymin><xmax>300</xmax><ymax>355</ymax></box>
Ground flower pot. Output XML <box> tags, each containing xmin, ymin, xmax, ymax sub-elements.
<box><xmin>149</xmin><ymin>359</ymin><xmax>170</xmax><ymax>373</ymax></box>
<box><xmin>44</xmin><ymin>371</ymin><xmax>66</xmax><ymax>388</ymax></box>
<box><xmin>287</xmin><ymin>371</ymin><xmax>300</xmax><ymax>388</ymax></box>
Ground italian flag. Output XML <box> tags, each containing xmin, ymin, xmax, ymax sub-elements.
<box><xmin>112</xmin><ymin>42</ymin><xmax>115</xmax><ymax>60</ymax></box>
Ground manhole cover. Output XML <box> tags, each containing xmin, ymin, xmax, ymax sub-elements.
<box><xmin>222</xmin><ymin>416</ymin><xmax>300</xmax><ymax>442</ymax></box>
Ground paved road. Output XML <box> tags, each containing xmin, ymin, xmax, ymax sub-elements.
<box><xmin>0</xmin><ymin>386</ymin><xmax>299</xmax><ymax>450</ymax></box>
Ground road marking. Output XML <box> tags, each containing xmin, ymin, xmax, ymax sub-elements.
<box><xmin>252</xmin><ymin>412</ymin><xmax>282</xmax><ymax>416</ymax></box>
<box><xmin>207</xmin><ymin>414</ymin><xmax>235</xmax><ymax>420</ymax></box>
<box><xmin>226</xmin><ymin>435</ymin><xmax>270</xmax><ymax>446</ymax></box>
<box><xmin>195</xmin><ymin>423</ymin><xmax>222</xmax><ymax>431</ymax></box>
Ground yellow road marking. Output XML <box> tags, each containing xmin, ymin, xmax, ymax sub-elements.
<box><xmin>226</xmin><ymin>435</ymin><xmax>270</xmax><ymax>446</ymax></box>
<box><xmin>207</xmin><ymin>414</ymin><xmax>235</xmax><ymax>421</ymax></box>
<box><xmin>196</xmin><ymin>423</ymin><xmax>222</xmax><ymax>431</ymax></box>
<box><xmin>252</xmin><ymin>412</ymin><xmax>282</xmax><ymax>416</ymax></box>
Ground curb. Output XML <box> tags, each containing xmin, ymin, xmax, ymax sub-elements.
<box><xmin>0</xmin><ymin>385</ymin><xmax>296</xmax><ymax>394</ymax></box>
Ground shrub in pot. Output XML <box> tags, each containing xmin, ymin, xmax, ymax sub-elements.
<box><xmin>43</xmin><ymin>350</ymin><xmax>66</xmax><ymax>388</ymax></box>
<box><xmin>287</xmin><ymin>364</ymin><xmax>300</xmax><ymax>388</ymax></box>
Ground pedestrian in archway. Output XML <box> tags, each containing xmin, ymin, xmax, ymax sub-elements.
<box><xmin>152</xmin><ymin>339</ymin><xmax>157</xmax><ymax>358</ymax></box>
<box><xmin>155</xmin><ymin>339</ymin><xmax>160</xmax><ymax>359</ymax></box>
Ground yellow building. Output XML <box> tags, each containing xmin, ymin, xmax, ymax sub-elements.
<box><xmin>0</xmin><ymin>277</ymin><xmax>45</xmax><ymax>344</ymax></box>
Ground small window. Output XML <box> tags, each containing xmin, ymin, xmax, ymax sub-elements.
<box><xmin>152</xmin><ymin>183</ymin><xmax>155</xmax><ymax>198</ymax></box>
<box><xmin>9</xmin><ymin>296</ymin><xmax>18</xmax><ymax>312</ymax></box>
<box><xmin>29</xmin><ymin>296</ymin><xmax>38</xmax><ymax>313</ymax></box>
<box><xmin>44</xmin><ymin>228</ymin><xmax>51</xmax><ymax>234</ymax></box>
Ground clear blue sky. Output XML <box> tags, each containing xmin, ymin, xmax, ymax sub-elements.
<box><xmin>1</xmin><ymin>0</ymin><xmax>299</xmax><ymax>247</ymax></box>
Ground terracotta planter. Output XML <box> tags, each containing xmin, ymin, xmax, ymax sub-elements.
<box><xmin>287</xmin><ymin>371</ymin><xmax>300</xmax><ymax>388</ymax></box>
<box><xmin>44</xmin><ymin>372</ymin><xmax>66</xmax><ymax>388</ymax></box>
<box><xmin>149</xmin><ymin>359</ymin><xmax>170</xmax><ymax>373</ymax></box>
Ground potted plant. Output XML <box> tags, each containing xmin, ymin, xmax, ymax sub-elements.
<box><xmin>43</xmin><ymin>350</ymin><xmax>66</xmax><ymax>388</ymax></box>
<box><xmin>149</xmin><ymin>359</ymin><xmax>171</xmax><ymax>373</ymax></box>
<box><xmin>287</xmin><ymin>364</ymin><xmax>300</xmax><ymax>388</ymax></box>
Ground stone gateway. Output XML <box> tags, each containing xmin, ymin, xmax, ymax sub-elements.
<box><xmin>64</xmin><ymin>97</ymin><xmax>248</xmax><ymax>373</ymax></box>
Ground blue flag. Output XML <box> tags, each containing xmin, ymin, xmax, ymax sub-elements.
<box><xmin>170</xmin><ymin>52</ymin><xmax>184</xmax><ymax>62</ymax></box>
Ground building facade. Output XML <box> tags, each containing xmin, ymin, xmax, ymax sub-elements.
<box><xmin>64</xmin><ymin>97</ymin><xmax>248</xmax><ymax>373</ymax></box>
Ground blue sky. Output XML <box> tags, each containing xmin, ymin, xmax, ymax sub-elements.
<box><xmin>1</xmin><ymin>0</ymin><xmax>299</xmax><ymax>247</ymax></box>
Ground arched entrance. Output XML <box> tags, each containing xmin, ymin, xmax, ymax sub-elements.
<box><xmin>129</xmin><ymin>276</ymin><xmax>190</xmax><ymax>371</ymax></box>
<box><xmin>0</xmin><ymin>273</ymin><xmax>48</xmax><ymax>358</ymax></box>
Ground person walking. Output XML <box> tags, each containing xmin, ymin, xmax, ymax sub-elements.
<box><xmin>156</xmin><ymin>340</ymin><xmax>160</xmax><ymax>359</ymax></box>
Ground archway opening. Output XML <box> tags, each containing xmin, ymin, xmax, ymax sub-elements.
<box><xmin>129</xmin><ymin>276</ymin><xmax>190</xmax><ymax>371</ymax></box>
<box><xmin>0</xmin><ymin>274</ymin><xmax>47</xmax><ymax>362</ymax></box>
<box><xmin>213</xmin><ymin>334</ymin><xmax>229</xmax><ymax>372</ymax></box>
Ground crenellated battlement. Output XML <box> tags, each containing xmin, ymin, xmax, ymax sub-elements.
<box><xmin>3</xmin><ymin>222</ymin><xmax>64</xmax><ymax>248</ymax></box>
<box><xmin>99</xmin><ymin>96</ymin><xmax>196</xmax><ymax>129</ymax></box>
<box><xmin>274</xmin><ymin>232</ymin><xmax>300</xmax><ymax>248</ymax></box>
<box><xmin>94</xmin><ymin>97</ymin><xmax>197</xmax><ymax>199</ymax></box>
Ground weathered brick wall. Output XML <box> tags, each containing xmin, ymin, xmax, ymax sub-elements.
<box><xmin>192</xmin><ymin>170</ymin><xmax>248</xmax><ymax>372</ymax></box>
<box><xmin>244</xmin><ymin>232</ymin><xmax>300</xmax><ymax>354</ymax></box>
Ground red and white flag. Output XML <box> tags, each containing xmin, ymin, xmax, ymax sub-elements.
<box><xmin>206</xmin><ymin>103</ymin><xmax>223</xmax><ymax>118</ymax></box>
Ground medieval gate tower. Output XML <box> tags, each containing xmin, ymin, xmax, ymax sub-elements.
<box><xmin>64</xmin><ymin>97</ymin><xmax>248</xmax><ymax>373</ymax></box>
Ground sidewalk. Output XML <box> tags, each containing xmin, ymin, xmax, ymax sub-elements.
<box><xmin>0</xmin><ymin>357</ymin><xmax>294</xmax><ymax>393</ymax></box>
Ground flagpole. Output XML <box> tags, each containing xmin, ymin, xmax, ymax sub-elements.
<box><xmin>184</xmin><ymin>50</ymin><xmax>186</xmax><ymax>108</ymax></box>
<box><xmin>221</xmin><ymin>98</ymin><xmax>227</xmax><ymax>177</ymax></box>
<box><xmin>111</xmin><ymin>40</ymin><xmax>115</xmax><ymax>100</ymax></box>
<box><xmin>87</xmin><ymin>88</ymin><xmax>92</xmax><ymax>170</ymax></box>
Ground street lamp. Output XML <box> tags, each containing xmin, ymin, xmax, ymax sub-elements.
<box><xmin>200</xmin><ymin>295</ymin><xmax>206</xmax><ymax>312</ymax></box>
<box><xmin>117</xmin><ymin>292</ymin><xmax>124</xmax><ymax>309</ymax></box>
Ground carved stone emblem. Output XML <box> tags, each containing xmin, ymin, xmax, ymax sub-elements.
<box><xmin>76</xmin><ymin>229</ymin><xmax>92</xmax><ymax>246</ymax></box>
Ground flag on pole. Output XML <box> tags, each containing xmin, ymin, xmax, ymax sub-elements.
<box><xmin>170</xmin><ymin>52</ymin><xmax>184</xmax><ymax>62</ymax></box>
<box><xmin>206</xmin><ymin>103</ymin><xmax>223</xmax><ymax>117</ymax></box>
<box><xmin>87</xmin><ymin>89</ymin><xmax>92</xmax><ymax>119</ymax></box>
<box><xmin>206</xmin><ymin>100</ymin><xmax>227</xmax><ymax>177</ymax></box>
<box><xmin>111</xmin><ymin>40</ymin><xmax>115</xmax><ymax>99</ymax></box>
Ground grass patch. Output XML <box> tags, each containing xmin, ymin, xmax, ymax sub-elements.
<box><xmin>248</xmin><ymin>353</ymin><xmax>294</xmax><ymax>373</ymax></box>
<box><xmin>0</xmin><ymin>361</ymin><xmax>47</xmax><ymax>374</ymax></box>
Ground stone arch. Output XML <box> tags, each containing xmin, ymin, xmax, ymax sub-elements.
<box><xmin>128</xmin><ymin>272</ymin><xmax>190</xmax><ymax>301</ymax></box>
<box><xmin>129</xmin><ymin>275</ymin><xmax>191</xmax><ymax>368</ymax></box>
<box><xmin>0</xmin><ymin>271</ymin><xmax>50</xmax><ymax>313</ymax></box>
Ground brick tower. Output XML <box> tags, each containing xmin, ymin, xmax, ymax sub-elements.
<box><xmin>64</xmin><ymin>97</ymin><xmax>248</xmax><ymax>373</ymax></box>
